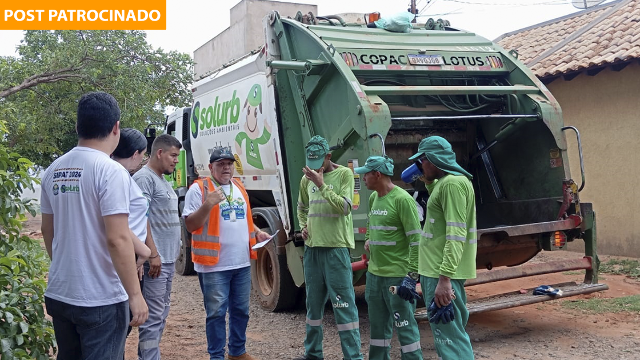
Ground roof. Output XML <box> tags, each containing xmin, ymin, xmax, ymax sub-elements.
<box><xmin>496</xmin><ymin>0</ymin><xmax>640</xmax><ymax>78</ymax></box>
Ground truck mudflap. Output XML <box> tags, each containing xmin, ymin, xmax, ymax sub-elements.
<box><xmin>414</xmin><ymin>282</ymin><xmax>609</xmax><ymax>321</ymax></box>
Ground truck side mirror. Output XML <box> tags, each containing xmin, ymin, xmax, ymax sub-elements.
<box><xmin>145</xmin><ymin>127</ymin><xmax>156</xmax><ymax>155</ymax></box>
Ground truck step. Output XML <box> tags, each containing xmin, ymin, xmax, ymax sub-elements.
<box><xmin>414</xmin><ymin>281</ymin><xmax>609</xmax><ymax>321</ymax></box>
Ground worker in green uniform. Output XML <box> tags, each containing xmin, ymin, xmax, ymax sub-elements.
<box><xmin>354</xmin><ymin>156</ymin><xmax>423</xmax><ymax>360</ymax></box>
<box><xmin>235</xmin><ymin>84</ymin><xmax>271</xmax><ymax>169</ymax></box>
<box><xmin>294</xmin><ymin>135</ymin><xmax>363</xmax><ymax>360</ymax></box>
<box><xmin>409</xmin><ymin>136</ymin><xmax>477</xmax><ymax>360</ymax></box>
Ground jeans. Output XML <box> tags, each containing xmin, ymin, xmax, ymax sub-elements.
<box><xmin>45</xmin><ymin>296</ymin><xmax>128</xmax><ymax>360</ymax></box>
<box><xmin>138</xmin><ymin>262</ymin><xmax>175</xmax><ymax>360</ymax></box>
<box><xmin>198</xmin><ymin>266</ymin><xmax>251</xmax><ymax>360</ymax></box>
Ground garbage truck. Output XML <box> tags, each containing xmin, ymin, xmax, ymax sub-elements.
<box><xmin>163</xmin><ymin>10</ymin><xmax>608</xmax><ymax>315</ymax></box>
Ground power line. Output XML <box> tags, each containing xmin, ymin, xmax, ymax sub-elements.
<box><xmin>440</xmin><ymin>0</ymin><xmax>566</xmax><ymax>5</ymax></box>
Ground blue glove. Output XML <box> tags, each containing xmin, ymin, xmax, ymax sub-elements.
<box><xmin>428</xmin><ymin>298</ymin><xmax>455</xmax><ymax>324</ymax></box>
<box><xmin>533</xmin><ymin>285</ymin><xmax>563</xmax><ymax>296</ymax></box>
<box><xmin>396</xmin><ymin>276</ymin><xmax>421</xmax><ymax>303</ymax></box>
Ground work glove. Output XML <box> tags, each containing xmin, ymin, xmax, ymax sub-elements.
<box><xmin>533</xmin><ymin>285</ymin><xmax>563</xmax><ymax>297</ymax></box>
<box><xmin>428</xmin><ymin>298</ymin><xmax>455</xmax><ymax>324</ymax></box>
<box><xmin>396</xmin><ymin>275</ymin><xmax>421</xmax><ymax>303</ymax></box>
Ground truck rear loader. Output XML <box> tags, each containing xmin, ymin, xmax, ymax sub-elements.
<box><xmin>163</xmin><ymin>10</ymin><xmax>608</xmax><ymax>316</ymax></box>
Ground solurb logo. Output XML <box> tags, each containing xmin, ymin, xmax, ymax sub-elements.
<box><xmin>370</xmin><ymin>209</ymin><xmax>388</xmax><ymax>216</ymax></box>
<box><xmin>394</xmin><ymin>312</ymin><xmax>409</xmax><ymax>327</ymax></box>
<box><xmin>190</xmin><ymin>104</ymin><xmax>199</xmax><ymax>139</ymax></box>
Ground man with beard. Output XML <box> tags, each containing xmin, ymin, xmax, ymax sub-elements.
<box><xmin>133</xmin><ymin>134</ymin><xmax>182</xmax><ymax>359</ymax></box>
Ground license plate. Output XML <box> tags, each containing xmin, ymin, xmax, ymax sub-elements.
<box><xmin>407</xmin><ymin>54</ymin><xmax>444</xmax><ymax>66</ymax></box>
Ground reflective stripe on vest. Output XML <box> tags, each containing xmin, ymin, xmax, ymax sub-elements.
<box><xmin>191</xmin><ymin>177</ymin><xmax>257</xmax><ymax>266</ymax></box>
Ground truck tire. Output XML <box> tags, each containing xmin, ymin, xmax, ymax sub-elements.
<box><xmin>175</xmin><ymin>202</ymin><xmax>195</xmax><ymax>276</ymax></box>
<box><xmin>251</xmin><ymin>207</ymin><xmax>299</xmax><ymax>312</ymax></box>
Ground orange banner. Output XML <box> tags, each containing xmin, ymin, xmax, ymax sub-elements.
<box><xmin>0</xmin><ymin>0</ymin><xmax>166</xmax><ymax>30</ymax></box>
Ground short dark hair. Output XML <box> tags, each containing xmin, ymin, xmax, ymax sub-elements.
<box><xmin>76</xmin><ymin>92</ymin><xmax>121</xmax><ymax>140</ymax></box>
<box><xmin>112</xmin><ymin>128</ymin><xmax>147</xmax><ymax>159</ymax></box>
<box><xmin>150</xmin><ymin>134</ymin><xmax>182</xmax><ymax>155</ymax></box>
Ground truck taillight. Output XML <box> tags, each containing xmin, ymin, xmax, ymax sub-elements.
<box><xmin>367</xmin><ymin>12</ymin><xmax>380</xmax><ymax>23</ymax></box>
<box><xmin>552</xmin><ymin>231</ymin><xmax>567</xmax><ymax>249</ymax></box>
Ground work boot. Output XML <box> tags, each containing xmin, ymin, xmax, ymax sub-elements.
<box><xmin>227</xmin><ymin>353</ymin><xmax>259</xmax><ymax>360</ymax></box>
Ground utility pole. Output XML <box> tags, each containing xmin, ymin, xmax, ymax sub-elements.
<box><xmin>409</xmin><ymin>0</ymin><xmax>418</xmax><ymax>23</ymax></box>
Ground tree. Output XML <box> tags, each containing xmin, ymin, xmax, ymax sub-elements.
<box><xmin>0</xmin><ymin>30</ymin><xmax>194</xmax><ymax>167</ymax></box>
<box><xmin>0</xmin><ymin>120</ymin><xmax>56</xmax><ymax>359</ymax></box>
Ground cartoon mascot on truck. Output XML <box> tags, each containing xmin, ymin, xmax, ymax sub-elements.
<box><xmin>235</xmin><ymin>84</ymin><xmax>271</xmax><ymax>170</ymax></box>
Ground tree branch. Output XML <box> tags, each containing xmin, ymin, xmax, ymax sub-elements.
<box><xmin>0</xmin><ymin>68</ymin><xmax>84</xmax><ymax>99</ymax></box>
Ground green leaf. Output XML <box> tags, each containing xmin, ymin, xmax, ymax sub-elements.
<box><xmin>18</xmin><ymin>322</ymin><xmax>28</xmax><ymax>334</ymax></box>
<box><xmin>1</xmin><ymin>338</ymin><xmax>12</xmax><ymax>352</ymax></box>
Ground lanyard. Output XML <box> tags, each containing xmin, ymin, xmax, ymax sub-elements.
<box><xmin>211</xmin><ymin>178</ymin><xmax>233</xmax><ymax>204</ymax></box>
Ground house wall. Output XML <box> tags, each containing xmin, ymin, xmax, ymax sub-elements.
<box><xmin>194</xmin><ymin>0</ymin><xmax>317</xmax><ymax>79</ymax></box>
<box><xmin>546</xmin><ymin>62</ymin><xmax>640</xmax><ymax>257</ymax></box>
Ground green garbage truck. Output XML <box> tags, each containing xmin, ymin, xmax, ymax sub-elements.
<box><xmin>163</xmin><ymin>10</ymin><xmax>607</xmax><ymax>314</ymax></box>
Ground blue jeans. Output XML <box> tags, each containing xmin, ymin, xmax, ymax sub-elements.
<box><xmin>45</xmin><ymin>297</ymin><xmax>128</xmax><ymax>360</ymax></box>
<box><xmin>198</xmin><ymin>266</ymin><xmax>251</xmax><ymax>360</ymax></box>
<box><xmin>138</xmin><ymin>262</ymin><xmax>175</xmax><ymax>360</ymax></box>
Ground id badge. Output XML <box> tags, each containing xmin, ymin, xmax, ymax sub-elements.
<box><xmin>230</xmin><ymin>210</ymin><xmax>237</xmax><ymax>222</ymax></box>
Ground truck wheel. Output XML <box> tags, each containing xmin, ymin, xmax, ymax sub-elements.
<box><xmin>251</xmin><ymin>207</ymin><xmax>299</xmax><ymax>312</ymax></box>
<box><xmin>175</xmin><ymin>211</ymin><xmax>195</xmax><ymax>276</ymax></box>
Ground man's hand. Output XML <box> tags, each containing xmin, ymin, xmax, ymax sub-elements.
<box><xmin>428</xmin><ymin>298</ymin><xmax>455</xmax><ymax>324</ymax></box>
<box><xmin>128</xmin><ymin>293</ymin><xmax>149</xmax><ymax>327</ymax></box>
<box><xmin>364</xmin><ymin>240</ymin><xmax>370</xmax><ymax>252</ymax></box>
<box><xmin>205</xmin><ymin>187</ymin><xmax>226</xmax><ymax>208</ymax></box>
<box><xmin>256</xmin><ymin>230</ymin><xmax>271</xmax><ymax>242</ymax></box>
<box><xmin>434</xmin><ymin>275</ymin><xmax>455</xmax><ymax>307</ymax></box>
<box><xmin>302</xmin><ymin>166</ymin><xmax>324</xmax><ymax>188</ymax></box>
<box><xmin>137</xmin><ymin>265</ymin><xmax>144</xmax><ymax>282</ymax></box>
<box><xmin>301</xmin><ymin>227</ymin><xmax>309</xmax><ymax>240</ymax></box>
<box><xmin>396</xmin><ymin>275</ymin><xmax>421</xmax><ymax>303</ymax></box>
<box><xmin>148</xmin><ymin>256</ymin><xmax>162</xmax><ymax>278</ymax></box>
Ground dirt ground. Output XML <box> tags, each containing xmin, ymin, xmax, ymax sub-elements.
<box><xmin>23</xmin><ymin>216</ymin><xmax>640</xmax><ymax>359</ymax></box>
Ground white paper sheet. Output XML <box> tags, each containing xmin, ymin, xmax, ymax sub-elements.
<box><xmin>251</xmin><ymin>229</ymin><xmax>280</xmax><ymax>250</ymax></box>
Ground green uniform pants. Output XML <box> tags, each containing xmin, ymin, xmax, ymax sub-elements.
<box><xmin>303</xmin><ymin>247</ymin><xmax>363</xmax><ymax>360</ymax></box>
<box><xmin>365</xmin><ymin>272</ymin><xmax>423</xmax><ymax>360</ymax></box>
<box><xmin>421</xmin><ymin>276</ymin><xmax>474</xmax><ymax>360</ymax></box>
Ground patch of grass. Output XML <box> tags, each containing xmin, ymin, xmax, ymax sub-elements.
<box><xmin>561</xmin><ymin>295</ymin><xmax>640</xmax><ymax>314</ymax></box>
<box><xmin>599</xmin><ymin>259</ymin><xmax>640</xmax><ymax>280</ymax></box>
<box><xmin>562</xmin><ymin>271</ymin><xmax>583</xmax><ymax>275</ymax></box>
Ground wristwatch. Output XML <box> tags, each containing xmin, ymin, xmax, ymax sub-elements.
<box><xmin>408</xmin><ymin>272</ymin><xmax>419</xmax><ymax>281</ymax></box>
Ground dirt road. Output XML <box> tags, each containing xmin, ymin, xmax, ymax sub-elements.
<box><xmin>123</xmin><ymin>251</ymin><xmax>640</xmax><ymax>360</ymax></box>
<box><xmin>21</xmin><ymin>217</ymin><xmax>640</xmax><ymax>359</ymax></box>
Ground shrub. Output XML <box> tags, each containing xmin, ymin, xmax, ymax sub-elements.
<box><xmin>0</xmin><ymin>120</ymin><xmax>56</xmax><ymax>359</ymax></box>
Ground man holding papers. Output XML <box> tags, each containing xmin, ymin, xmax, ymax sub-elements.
<box><xmin>182</xmin><ymin>147</ymin><xmax>270</xmax><ymax>360</ymax></box>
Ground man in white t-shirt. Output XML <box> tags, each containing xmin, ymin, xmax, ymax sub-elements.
<box><xmin>40</xmin><ymin>92</ymin><xmax>148</xmax><ymax>360</ymax></box>
<box><xmin>183</xmin><ymin>147</ymin><xmax>270</xmax><ymax>360</ymax></box>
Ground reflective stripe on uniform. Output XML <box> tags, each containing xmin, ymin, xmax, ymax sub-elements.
<box><xmin>310</xmin><ymin>199</ymin><xmax>328</xmax><ymax>204</ymax></box>
<box><xmin>343</xmin><ymin>197</ymin><xmax>351</xmax><ymax>215</ymax></box>
<box><xmin>469</xmin><ymin>227</ymin><xmax>477</xmax><ymax>232</ymax></box>
<box><xmin>370</xmin><ymin>338</ymin><xmax>392</xmax><ymax>347</ymax></box>
<box><xmin>446</xmin><ymin>221</ymin><xmax>466</xmax><ymax>228</ymax></box>
<box><xmin>192</xmin><ymin>233</ymin><xmax>220</xmax><ymax>243</ymax></box>
<box><xmin>401</xmin><ymin>340</ymin><xmax>421</xmax><ymax>353</ymax></box>
<box><xmin>410</xmin><ymin>242</ymin><xmax>420</xmax><ymax>246</ymax></box>
<box><xmin>336</xmin><ymin>321</ymin><xmax>359</xmax><ymax>331</ymax></box>
<box><xmin>371</xmin><ymin>226</ymin><xmax>398</xmax><ymax>231</ymax></box>
<box><xmin>429</xmin><ymin>218</ymin><xmax>435</xmax><ymax>223</ymax></box>
<box><xmin>423</xmin><ymin>232</ymin><xmax>434</xmax><ymax>238</ymax></box>
<box><xmin>469</xmin><ymin>238</ymin><xmax>478</xmax><ymax>244</ymax></box>
<box><xmin>406</xmin><ymin>229</ymin><xmax>422</xmax><ymax>236</ymax></box>
<box><xmin>191</xmin><ymin>247</ymin><xmax>219</xmax><ymax>257</ymax></box>
<box><xmin>309</xmin><ymin>213</ymin><xmax>341</xmax><ymax>218</ymax></box>
<box><xmin>306</xmin><ymin>317</ymin><xmax>322</xmax><ymax>327</ymax></box>
<box><xmin>369</xmin><ymin>240</ymin><xmax>396</xmax><ymax>246</ymax></box>
<box><xmin>446</xmin><ymin>235</ymin><xmax>467</xmax><ymax>242</ymax></box>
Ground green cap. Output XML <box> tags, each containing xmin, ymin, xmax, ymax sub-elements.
<box><xmin>354</xmin><ymin>156</ymin><xmax>394</xmax><ymax>176</ymax></box>
<box><xmin>409</xmin><ymin>136</ymin><xmax>472</xmax><ymax>178</ymax></box>
<box><xmin>247</xmin><ymin>84</ymin><xmax>262</xmax><ymax>106</ymax></box>
<box><xmin>305</xmin><ymin>135</ymin><xmax>329</xmax><ymax>169</ymax></box>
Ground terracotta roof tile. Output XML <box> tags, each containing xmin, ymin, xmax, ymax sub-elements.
<box><xmin>496</xmin><ymin>0</ymin><xmax>640</xmax><ymax>77</ymax></box>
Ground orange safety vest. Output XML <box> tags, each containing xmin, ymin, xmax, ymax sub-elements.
<box><xmin>191</xmin><ymin>177</ymin><xmax>257</xmax><ymax>266</ymax></box>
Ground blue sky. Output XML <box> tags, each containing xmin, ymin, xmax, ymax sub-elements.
<box><xmin>0</xmin><ymin>0</ymin><xmax>610</xmax><ymax>57</ymax></box>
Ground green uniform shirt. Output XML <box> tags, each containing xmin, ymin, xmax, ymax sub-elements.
<box><xmin>365</xmin><ymin>186</ymin><xmax>422</xmax><ymax>277</ymax></box>
<box><xmin>297</xmin><ymin>165</ymin><xmax>355</xmax><ymax>248</ymax></box>
<box><xmin>419</xmin><ymin>174</ymin><xmax>477</xmax><ymax>279</ymax></box>
<box><xmin>235</xmin><ymin>128</ymin><xmax>271</xmax><ymax>170</ymax></box>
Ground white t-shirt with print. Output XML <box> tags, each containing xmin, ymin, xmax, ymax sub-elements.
<box><xmin>40</xmin><ymin>147</ymin><xmax>131</xmax><ymax>307</ymax></box>
<box><xmin>129</xmin><ymin>181</ymin><xmax>148</xmax><ymax>242</ymax></box>
<box><xmin>182</xmin><ymin>181</ymin><xmax>250</xmax><ymax>273</ymax></box>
